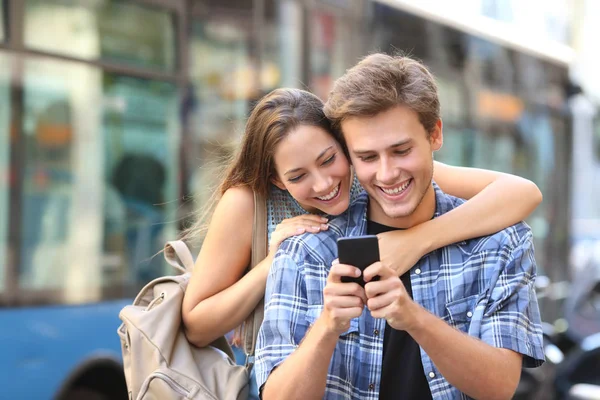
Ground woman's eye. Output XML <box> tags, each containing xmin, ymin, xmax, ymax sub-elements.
<box><xmin>288</xmin><ymin>174</ymin><xmax>305</xmax><ymax>183</ymax></box>
<box><xmin>322</xmin><ymin>154</ymin><xmax>336</xmax><ymax>165</ymax></box>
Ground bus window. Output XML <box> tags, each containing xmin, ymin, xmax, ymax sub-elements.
<box><xmin>0</xmin><ymin>52</ymin><xmax>9</xmax><ymax>292</ymax></box>
<box><xmin>19</xmin><ymin>57</ymin><xmax>179</xmax><ymax>303</ymax></box>
<box><xmin>186</xmin><ymin>1</ymin><xmax>257</xmax><ymax>232</ymax></box>
<box><xmin>0</xmin><ymin>1</ymin><xmax>5</xmax><ymax>42</ymax></box>
<box><xmin>24</xmin><ymin>0</ymin><xmax>176</xmax><ymax>72</ymax></box>
<box><xmin>102</xmin><ymin>74</ymin><xmax>179</xmax><ymax>289</ymax></box>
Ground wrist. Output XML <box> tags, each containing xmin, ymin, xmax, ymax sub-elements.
<box><xmin>315</xmin><ymin>312</ymin><xmax>347</xmax><ymax>340</ymax></box>
<box><xmin>259</xmin><ymin>253</ymin><xmax>275</xmax><ymax>276</ymax></box>
<box><xmin>411</xmin><ymin>220</ymin><xmax>437</xmax><ymax>255</ymax></box>
<box><xmin>404</xmin><ymin>301</ymin><xmax>431</xmax><ymax>336</ymax></box>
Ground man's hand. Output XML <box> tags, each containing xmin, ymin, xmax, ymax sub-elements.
<box><xmin>363</xmin><ymin>262</ymin><xmax>420</xmax><ymax>331</ymax></box>
<box><xmin>320</xmin><ymin>262</ymin><xmax>367</xmax><ymax>335</ymax></box>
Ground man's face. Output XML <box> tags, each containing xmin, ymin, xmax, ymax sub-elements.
<box><xmin>341</xmin><ymin>105</ymin><xmax>443</xmax><ymax>228</ymax></box>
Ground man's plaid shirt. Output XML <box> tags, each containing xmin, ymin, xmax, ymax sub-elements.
<box><xmin>256</xmin><ymin>183</ymin><xmax>545</xmax><ymax>399</ymax></box>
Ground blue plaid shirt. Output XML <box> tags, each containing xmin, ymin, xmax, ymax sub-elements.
<box><xmin>256</xmin><ymin>183</ymin><xmax>545</xmax><ymax>400</ymax></box>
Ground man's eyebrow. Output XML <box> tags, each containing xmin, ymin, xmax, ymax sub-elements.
<box><xmin>284</xmin><ymin>146</ymin><xmax>334</xmax><ymax>175</ymax></box>
<box><xmin>389</xmin><ymin>138</ymin><xmax>413</xmax><ymax>148</ymax></box>
<box><xmin>352</xmin><ymin>139</ymin><xmax>413</xmax><ymax>155</ymax></box>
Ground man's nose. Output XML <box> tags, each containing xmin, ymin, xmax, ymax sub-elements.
<box><xmin>376</xmin><ymin>157</ymin><xmax>399</xmax><ymax>184</ymax></box>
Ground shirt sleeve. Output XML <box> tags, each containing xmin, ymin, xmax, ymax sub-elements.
<box><xmin>255</xmin><ymin>250</ymin><xmax>310</xmax><ymax>390</ymax></box>
<box><xmin>479</xmin><ymin>233</ymin><xmax>546</xmax><ymax>367</ymax></box>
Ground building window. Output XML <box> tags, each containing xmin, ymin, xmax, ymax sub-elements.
<box><xmin>24</xmin><ymin>0</ymin><xmax>176</xmax><ymax>72</ymax></box>
<box><xmin>595</xmin><ymin>114</ymin><xmax>600</xmax><ymax>162</ymax></box>
<box><xmin>184</xmin><ymin>2</ymin><xmax>257</xmax><ymax>226</ymax></box>
<box><xmin>18</xmin><ymin>57</ymin><xmax>180</xmax><ymax>303</ymax></box>
<box><xmin>0</xmin><ymin>1</ymin><xmax>5</xmax><ymax>42</ymax></box>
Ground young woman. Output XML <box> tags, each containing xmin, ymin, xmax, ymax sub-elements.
<box><xmin>181</xmin><ymin>88</ymin><xmax>542</xmax><ymax>348</ymax></box>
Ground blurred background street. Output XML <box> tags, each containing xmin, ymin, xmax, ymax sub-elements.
<box><xmin>0</xmin><ymin>0</ymin><xmax>599</xmax><ymax>399</ymax></box>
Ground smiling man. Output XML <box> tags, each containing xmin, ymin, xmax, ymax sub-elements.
<box><xmin>255</xmin><ymin>53</ymin><xmax>545</xmax><ymax>400</ymax></box>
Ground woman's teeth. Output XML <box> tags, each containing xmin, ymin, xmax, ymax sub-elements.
<box><xmin>381</xmin><ymin>179</ymin><xmax>411</xmax><ymax>195</ymax></box>
<box><xmin>317</xmin><ymin>184</ymin><xmax>340</xmax><ymax>201</ymax></box>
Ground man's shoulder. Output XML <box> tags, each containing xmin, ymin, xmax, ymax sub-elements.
<box><xmin>469</xmin><ymin>221</ymin><xmax>533</xmax><ymax>255</ymax></box>
<box><xmin>277</xmin><ymin>223</ymin><xmax>344</xmax><ymax>266</ymax></box>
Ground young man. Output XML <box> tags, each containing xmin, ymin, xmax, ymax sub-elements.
<box><xmin>255</xmin><ymin>53</ymin><xmax>545</xmax><ymax>400</ymax></box>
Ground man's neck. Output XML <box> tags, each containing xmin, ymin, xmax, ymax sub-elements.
<box><xmin>367</xmin><ymin>183</ymin><xmax>436</xmax><ymax>229</ymax></box>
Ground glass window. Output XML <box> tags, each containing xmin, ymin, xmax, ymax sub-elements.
<box><xmin>0</xmin><ymin>52</ymin><xmax>10</xmax><ymax>292</ymax></box>
<box><xmin>308</xmin><ymin>10</ymin><xmax>356</xmax><ymax>100</ymax></box>
<box><xmin>19</xmin><ymin>57</ymin><xmax>180</xmax><ymax>303</ymax></box>
<box><xmin>24</xmin><ymin>0</ymin><xmax>176</xmax><ymax>72</ymax></box>
<box><xmin>0</xmin><ymin>1</ymin><xmax>5</xmax><ymax>42</ymax></box>
<box><xmin>185</xmin><ymin>3</ymin><xmax>257</xmax><ymax>224</ymax></box>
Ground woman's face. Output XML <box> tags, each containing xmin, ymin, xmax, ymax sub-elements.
<box><xmin>272</xmin><ymin>125</ymin><xmax>352</xmax><ymax>216</ymax></box>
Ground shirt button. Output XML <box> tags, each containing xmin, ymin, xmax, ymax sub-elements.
<box><xmin>428</xmin><ymin>372</ymin><xmax>435</xmax><ymax>379</ymax></box>
<box><xmin>467</xmin><ymin>311</ymin><xmax>473</xmax><ymax>318</ymax></box>
<box><xmin>369</xmin><ymin>383</ymin><xmax>375</xmax><ymax>390</ymax></box>
<box><xmin>374</xmin><ymin>329</ymin><xmax>380</xmax><ymax>336</ymax></box>
<box><xmin>415</xmin><ymin>268</ymin><xmax>421</xmax><ymax>275</ymax></box>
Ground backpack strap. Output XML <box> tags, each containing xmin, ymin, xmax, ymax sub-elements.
<box><xmin>242</xmin><ymin>191</ymin><xmax>268</xmax><ymax>362</ymax></box>
<box><xmin>164</xmin><ymin>240</ymin><xmax>195</xmax><ymax>274</ymax></box>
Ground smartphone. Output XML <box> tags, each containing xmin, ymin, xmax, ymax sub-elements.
<box><xmin>337</xmin><ymin>235</ymin><xmax>380</xmax><ymax>287</ymax></box>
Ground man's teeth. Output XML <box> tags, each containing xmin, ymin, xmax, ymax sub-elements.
<box><xmin>381</xmin><ymin>180</ymin><xmax>411</xmax><ymax>195</ymax></box>
<box><xmin>317</xmin><ymin>184</ymin><xmax>340</xmax><ymax>201</ymax></box>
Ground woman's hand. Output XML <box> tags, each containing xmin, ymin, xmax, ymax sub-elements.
<box><xmin>269</xmin><ymin>215</ymin><xmax>329</xmax><ymax>255</ymax></box>
<box><xmin>377</xmin><ymin>226</ymin><xmax>431</xmax><ymax>276</ymax></box>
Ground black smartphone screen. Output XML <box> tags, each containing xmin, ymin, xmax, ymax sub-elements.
<box><xmin>337</xmin><ymin>235</ymin><xmax>380</xmax><ymax>287</ymax></box>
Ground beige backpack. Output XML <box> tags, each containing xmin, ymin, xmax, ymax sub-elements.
<box><xmin>118</xmin><ymin>193</ymin><xmax>267</xmax><ymax>400</ymax></box>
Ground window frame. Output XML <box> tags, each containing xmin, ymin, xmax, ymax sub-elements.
<box><xmin>1</xmin><ymin>0</ymin><xmax>189</xmax><ymax>307</ymax></box>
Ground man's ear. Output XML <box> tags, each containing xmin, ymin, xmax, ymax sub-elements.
<box><xmin>430</xmin><ymin>119</ymin><xmax>443</xmax><ymax>152</ymax></box>
<box><xmin>271</xmin><ymin>175</ymin><xmax>286</xmax><ymax>191</ymax></box>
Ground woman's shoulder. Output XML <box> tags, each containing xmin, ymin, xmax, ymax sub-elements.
<box><xmin>218</xmin><ymin>186</ymin><xmax>255</xmax><ymax>217</ymax></box>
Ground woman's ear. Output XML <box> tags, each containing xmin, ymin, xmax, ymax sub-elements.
<box><xmin>271</xmin><ymin>175</ymin><xmax>286</xmax><ymax>191</ymax></box>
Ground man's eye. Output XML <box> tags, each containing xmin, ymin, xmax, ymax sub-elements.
<box><xmin>288</xmin><ymin>174</ymin><xmax>305</xmax><ymax>183</ymax></box>
<box><xmin>360</xmin><ymin>155</ymin><xmax>377</xmax><ymax>162</ymax></box>
<box><xmin>395</xmin><ymin>148</ymin><xmax>411</xmax><ymax>156</ymax></box>
<box><xmin>322</xmin><ymin>154</ymin><xmax>336</xmax><ymax>165</ymax></box>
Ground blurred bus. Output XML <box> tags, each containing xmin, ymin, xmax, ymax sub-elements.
<box><xmin>0</xmin><ymin>0</ymin><xmax>574</xmax><ymax>398</ymax></box>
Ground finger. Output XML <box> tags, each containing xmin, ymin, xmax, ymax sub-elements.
<box><xmin>370</xmin><ymin>303</ymin><xmax>396</xmax><ymax>320</ymax></box>
<box><xmin>363</xmin><ymin>261</ymin><xmax>395</xmax><ymax>282</ymax></box>
<box><xmin>324</xmin><ymin>294</ymin><xmax>364</xmax><ymax>310</ymax></box>
<box><xmin>366</xmin><ymin>290</ymin><xmax>400</xmax><ymax>312</ymax></box>
<box><xmin>284</xmin><ymin>215</ymin><xmax>328</xmax><ymax>225</ymax></box>
<box><xmin>329</xmin><ymin>307</ymin><xmax>364</xmax><ymax>321</ymax></box>
<box><xmin>300</xmin><ymin>214</ymin><xmax>329</xmax><ymax>223</ymax></box>
<box><xmin>324</xmin><ymin>282</ymin><xmax>365</xmax><ymax>300</ymax></box>
<box><xmin>364</xmin><ymin>277</ymin><xmax>404</xmax><ymax>299</ymax></box>
<box><xmin>328</xmin><ymin>264</ymin><xmax>361</xmax><ymax>283</ymax></box>
<box><xmin>289</xmin><ymin>222</ymin><xmax>329</xmax><ymax>233</ymax></box>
